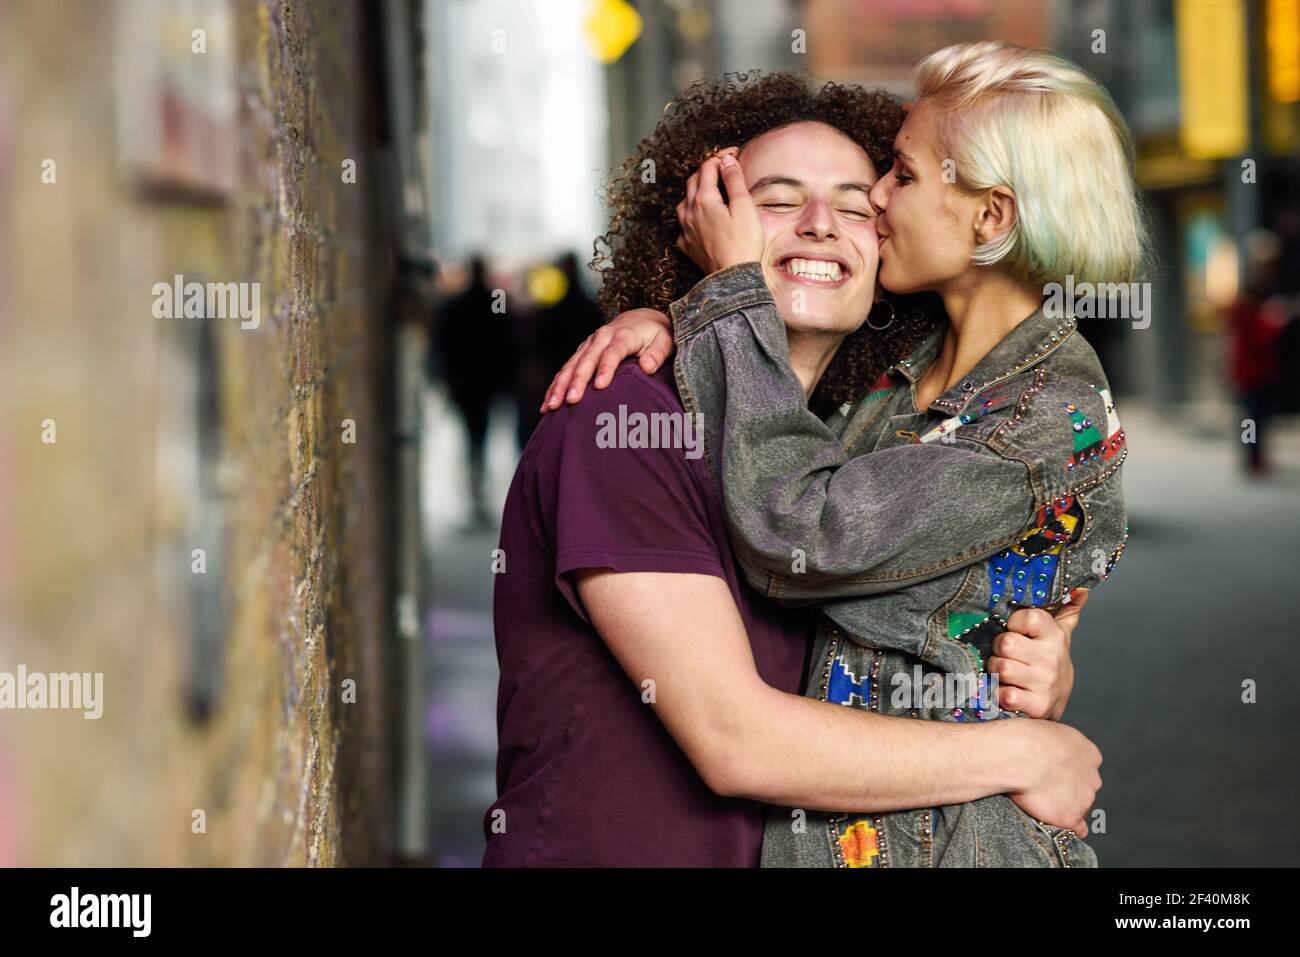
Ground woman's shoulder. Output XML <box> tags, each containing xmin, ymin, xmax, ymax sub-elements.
<box><xmin>980</xmin><ymin>344</ymin><xmax>1126</xmax><ymax>496</ymax></box>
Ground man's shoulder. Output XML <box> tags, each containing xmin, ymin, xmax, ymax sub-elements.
<box><xmin>522</xmin><ymin>358</ymin><xmax>705</xmax><ymax>481</ymax></box>
<box><xmin>533</xmin><ymin>359</ymin><xmax>684</xmax><ymax>442</ymax></box>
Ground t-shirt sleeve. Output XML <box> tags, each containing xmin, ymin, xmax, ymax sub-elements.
<box><xmin>536</xmin><ymin>367</ymin><xmax>726</xmax><ymax>624</ymax></box>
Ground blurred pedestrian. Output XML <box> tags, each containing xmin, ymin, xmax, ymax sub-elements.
<box><xmin>513</xmin><ymin>252</ymin><xmax>605</xmax><ymax>447</ymax></box>
<box><xmin>1227</xmin><ymin>231</ymin><xmax>1290</xmax><ymax>476</ymax></box>
<box><xmin>432</xmin><ymin>256</ymin><xmax>512</xmax><ymax>526</ymax></box>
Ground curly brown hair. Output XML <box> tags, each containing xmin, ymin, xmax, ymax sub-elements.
<box><xmin>591</xmin><ymin>70</ymin><xmax>943</xmax><ymax>417</ymax></box>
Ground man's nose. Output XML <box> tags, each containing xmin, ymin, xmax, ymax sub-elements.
<box><xmin>797</xmin><ymin>198</ymin><xmax>837</xmax><ymax>240</ymax></box>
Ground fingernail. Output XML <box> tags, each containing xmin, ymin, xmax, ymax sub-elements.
<box><xmin>566</xmin><ymin>388</ymin><xmax>578</xmax><ymax>401</ymax></box>
<box><xmin>721</xmin><ymin>153</ymin><xmax>736</xmax><ymax>167</ymax></box>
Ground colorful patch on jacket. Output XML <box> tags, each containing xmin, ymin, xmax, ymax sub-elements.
<box><xmin>1066</xmin><ymin>387</ymin><xmax>1126</xmax><ymax>471</ymax></box>
<box><xmin>839</xmin><ymin>819</ymin><xmax>879</xmax><ymax>868</ymax></box>
<box><xmin>946</xmin><ymin>612</ymin><xmax>1004</xmax><ymax>672</ymax></box>
<box><xmin>943</xmin><ymin>613</ymin><xmax>1017</xmax><ymax>719</ymax></box>
<box><xmin>918</xmin><ymin>394</ymin><xmax>1010</xmax><ymax>444</ymax></box>
<box><xmin>827</xmin><ymin>655</ymin><xmax>870</xmax><ymax>707</ymax></box>
<box><xmin>988</xmin><ymin>496</ymin><xmax>1084</xmax><ymax>609</ymax></box>
<box><xmin>1097</xmin><ymin>387</ymin><xmax>1126</xmax><ymax>463</ymax></box>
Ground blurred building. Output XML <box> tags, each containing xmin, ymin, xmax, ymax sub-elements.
<box><xmin>426</xmin><ymin>0</ymin><xmax>608</xmax><ymax>269</ymax></box>
<box><xmin>0</xmin><ymin>0</ymin><xmax>428</xmax><ymax>865</ymax></box>
<box><xmin>1056</xmin><ymin>0</ymin><xmax>1300</xmax><ymax>414</ymax></box>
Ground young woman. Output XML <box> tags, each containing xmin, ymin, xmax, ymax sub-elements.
<box><xmin>547</xmin><ymin>42</ymin><xmax>1147</xmax><ymax>867</ymax></box>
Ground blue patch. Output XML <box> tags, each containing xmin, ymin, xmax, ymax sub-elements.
<box><xmin>827</xmin><ymin>655</ymin><xmax>869</xmax><ymax>706</ymax></box>
<box><xmin>988</xmin><ymin>550</ymin><xmax>1060</xmax><ymax>610</ymax></box>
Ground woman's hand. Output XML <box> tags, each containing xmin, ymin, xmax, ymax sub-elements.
<box><xmin>675</xmin><ymin>150</ymin><xmax>764</xmax><ymax>274</ymax></box>
<box><xmin>540</xmin><ymin>308</ymin><xmax>673</xmax><ymax>411</ymax></box>
<box><xmin>987</xmin><ymin>589</ymin><xmax>1090</xmax><ymax>721</ymax></box>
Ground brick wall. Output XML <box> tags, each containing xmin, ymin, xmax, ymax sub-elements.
<box><xmin>0</xmin><ymin>0</ymin><xmax>396</xmax><ymax>865</ymax></box>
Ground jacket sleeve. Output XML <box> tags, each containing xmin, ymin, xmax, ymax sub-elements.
<box><xmin>669</xmin><ymin>262</ymin><xmax>1040</xmax><ymax>601</ymax></box>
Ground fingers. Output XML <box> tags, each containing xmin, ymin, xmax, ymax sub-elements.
<box><xmin>541</xmin><ymin>338</ymin><xmax>590</xmax><ymax>412</ymax></box>
<box><xmin>718</xmin><ymin>150</ymin><xmax>752</xmax><ymax>206</ymax></box>
<box><xmin>990</xmin><ymin>628</ymin><xmax>1045</xmax><ymax>668</ymax></box>
<box><xmin>639</xmin><ymin>327</ymin><xmax>674</xmax><ymax>374</ymax></box>
<box><xmin>569</xmin><ymin>330</ymin><xmax>614</xmax><ymax>402</ymax></box>
<box><xmin>1005</xmin><ymin>607</ymin><xmax>1061</xmax><ymax>646</ymax></box>
<box><xmin>1071</xmin><ymin>819</ymin><xmax>1089</xmax><ymax>838</ymax></box>
<box><xmin>684</xmin><ymin>168</ymin><xmax>700</xmax><ymax>208</ymax></box>
<box><xmin>1052</xmin><ymin>588</ymin><xmax>1090</xmax><ymax>641</ymax></box>
<box><xmin>696</xmin><ymin>155</ymin><xmax>724</xmax><ymax>207</ymax></box>
<box><xmin>593</xmin><ymin>326</ymin><xmax>642</xmax><ymax>388</ymax></box>
<box><xmin>991</xmin><ymin>680</ymin><xmax>1047</xmax><ymax>718</ymax></box>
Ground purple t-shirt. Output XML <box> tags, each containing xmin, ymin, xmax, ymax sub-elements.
<box><xmin>483</xmin><ymin>359</ymin><xmax>812</xmax><ymax>867</ymax></box>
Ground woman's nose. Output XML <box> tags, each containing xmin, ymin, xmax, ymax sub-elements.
<box><xmin>868</xmin><ymin>174</ymin><xmax>892</xmax><ymax>215</ymax></box>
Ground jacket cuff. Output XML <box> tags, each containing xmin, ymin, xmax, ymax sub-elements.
<box><xmin>668</xmin><ymin>261</ymin><xmax>774</xmax><ymax>341</ymax></box>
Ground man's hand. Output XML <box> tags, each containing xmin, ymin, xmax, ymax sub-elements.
<box><xmin>987</xmin><ymin>588</ymin><xmax>1089</xmax><ymax>721</ymax></box>
<box><xmin>1005</xmin><ymin>718</ymin><xmax>1102</xmax><ymax>837</ymax></box>
<box><xmin>675</xmin><ymin>150</ymin><xmax>764</xmax><ymax>274</ymax></box>
<box><xmin>541</xmin><ymin>308</ymin><xmax>673</xmax><ymax>411</ymax></box>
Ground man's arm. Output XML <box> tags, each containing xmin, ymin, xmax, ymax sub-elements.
<box><xmin>575</xmin><ymin>568</ymin><xmax>1099</xmax><ymax>833</ymax></box>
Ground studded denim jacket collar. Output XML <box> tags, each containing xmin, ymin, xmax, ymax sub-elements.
<box><xmin>891</xmin><ymin>304</ymin><xmax>1080</xmax><ymax>417</ymax></box>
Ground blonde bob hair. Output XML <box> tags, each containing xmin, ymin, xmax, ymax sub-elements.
<box><xmin>912</xmin><ymin>41</ymin><xmax>1150</xmax><ymax>286</ymax></box>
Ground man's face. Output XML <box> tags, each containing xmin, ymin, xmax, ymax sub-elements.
<box><xmin>738</xmin><ymin>121</ymin><xmax>880</xmax><ymax>335</ymax></box>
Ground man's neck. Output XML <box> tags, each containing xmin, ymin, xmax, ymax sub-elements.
<box><xmin>786</xmin><ymin>329</ymin><xmax>846</xmax><ymax>400</ymax></box>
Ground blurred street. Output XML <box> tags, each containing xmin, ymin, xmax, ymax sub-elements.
<box><xmin>425</xmin><ymin>392</ymin><xmax>1300</xmax><ymax>867</ymax></box>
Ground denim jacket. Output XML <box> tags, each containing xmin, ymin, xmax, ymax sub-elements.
<box><xmin>667</xmin><ymin>262</ymin><xmax>1129</xmax><ymax>868</ymax></box>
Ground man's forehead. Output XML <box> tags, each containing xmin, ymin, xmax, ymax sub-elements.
<box><xmin>741</xmin><ymin>126</ymin><xmax>876</xmax><ymax>185</ymax></box>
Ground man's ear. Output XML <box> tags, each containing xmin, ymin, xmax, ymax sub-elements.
<box><xmin>974</xmin><ymin>184</ymin><xmax>1017</xmax><ymax>247</ymax></box>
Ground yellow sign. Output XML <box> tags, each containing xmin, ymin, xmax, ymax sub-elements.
<box><xmin>1266</xmin><ymin>0</ymin><xmax>1300</xmax><ymax>103</ymax></box>
<box><xmin>1176</xmin><ymin>0</ymin><xmax>1250</xmax><ymax>158</ymax></box>
<box><xmin>584</xmin><ymin>0</ymin><xmax>643</xmax><ymax>64</ymax></box>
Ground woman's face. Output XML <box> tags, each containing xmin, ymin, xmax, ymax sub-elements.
<box><xmin>737</xmin><ymin>121</ymin><xmax>880</xmax><ymax>336</ymax></box>
<box><xmin>868</xmin><ymin>98</ymin><xmax>984</xmax><ymax>295</ymax></box>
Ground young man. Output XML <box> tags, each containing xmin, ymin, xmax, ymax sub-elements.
<box><xmin>483</xmin><ymin>76</ymin><xmax>1099</xmax><ymax>867</ymax></box>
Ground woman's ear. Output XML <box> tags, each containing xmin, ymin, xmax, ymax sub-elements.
<box><xmin>974</xmin><ymin>185</ymin><xmax>1017</xmax><ymax>246</ymax></box>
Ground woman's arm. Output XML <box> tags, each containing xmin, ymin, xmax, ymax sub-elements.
<box><xmin>671</xmin><ymin>261</ymin><xmax>1038</xmax><ymax>600</ymax></box>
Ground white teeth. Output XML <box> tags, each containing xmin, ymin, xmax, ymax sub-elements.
<box><xmin>785</xmin><ymin>257</ymin><xmax>842</xmax><ymax>281</ymax></box>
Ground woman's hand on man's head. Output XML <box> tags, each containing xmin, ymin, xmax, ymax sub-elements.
<box><xmin>675</xmin><ymin>149</ymin><xmax>765</xmax><ymax>274</ymax></box>
<box><xmin>540</xmin><ymin>308</ymin><xmax>674</xmax><ymax>412</ymax></box>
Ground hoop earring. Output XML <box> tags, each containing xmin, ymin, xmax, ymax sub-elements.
<box><xmin>866</xmin><ymin>300</ymin><xmax>895</xmax><ymax>331</ymax></box>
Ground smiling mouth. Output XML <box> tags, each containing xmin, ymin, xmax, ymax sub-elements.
<box><xmin>776</xmin><ymin>256</ymin><xmax>849</xmax><ymax>286</ymax></box>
